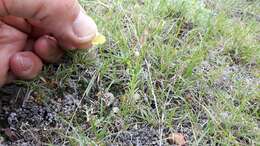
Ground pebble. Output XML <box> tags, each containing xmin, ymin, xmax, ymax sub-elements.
<box><xmin>112</xmin><ymin>107</ymin><xmax>120</xmax><ymax>114</ymax></box>
<box><xmin>132</xmin><ymin>93</ymin><xmax>141</xmax><ymax>101</ymax></box>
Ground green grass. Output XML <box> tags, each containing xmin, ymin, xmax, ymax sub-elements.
<box><xmin>18</xmin><ymin>0</ymin><xmax>260</xmax><ymax>145</ymax></box>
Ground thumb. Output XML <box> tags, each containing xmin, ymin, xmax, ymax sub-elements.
<box><xmin>0</xmin><ymin>0</ymin><xmax>97</xmax><ymax>49</ymax></box>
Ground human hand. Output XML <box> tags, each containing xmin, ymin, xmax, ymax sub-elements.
<box><xmin>0</xmin><ymin>0</ymin><xmax>97</xmax><ymax>87</ymax></box>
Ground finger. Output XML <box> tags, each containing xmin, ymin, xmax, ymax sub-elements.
<box><xmin>34</xmin><ymin>35</ymin><xmax>64</xmax><ymax>63</ymax></box>
<box><xmin>0</xmin><ymin>16</ymin><xmax>46</xmax><ymax>38</ymax></box>
<box><xmin>10</xmin><ymin>51</ymin><xmax>43</xmax><ymax>80</ymax></box>
<box><xmin>0</xmin><ymin>0</ymin><xmax>97</xmax><ymax>49</ymax></box>
<box><xmin>0</xmin><ymin>20</ymin><xmax>27</xmax><ymax>87</ymax></box>
<box><xmin>1</xmin><ymin>16</ymin><xmax>31</xmax><ymax>33</ymax></box>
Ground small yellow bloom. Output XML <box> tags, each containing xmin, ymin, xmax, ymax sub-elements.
<box><xmin>92</xmin><ymin>33</ymin><xmax>106</xmax><ymax>45</ymax></box>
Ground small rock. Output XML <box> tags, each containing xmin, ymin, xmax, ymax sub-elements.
<box><xmin>134</xmin><ymin>51</ymin><xmax>140</xmax><ymax>57</ymax></box>
<box><xmin>103</xmin><ymin>92</ymin><xmax>115</xmax><ymax>107</ymax></box>
<box><xmin>132</xmin><ymin>93</ymin><xmax>141</xmax><ymax>101</ymax></box>
<box><xmin>112</xmin><ymin>107</ymin><xmax>120</xmax><ymax>114</ymax></box>
<box><xmin>167</xmin><ymin>133</ymin><xmax>186</xmax><ymax>146</ymax></box>
<box><xmin>133</xmin><ymin>124</ymin><xmax>138</xmax><ymax>130</ymax></box>
<box><xmin>220</xmin><ymin>112</ymin><xmax>230</xmax><ymax>119</ymax></box>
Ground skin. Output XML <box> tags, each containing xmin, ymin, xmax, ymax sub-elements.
<box><xmin>0</xmin><ymin>0</ymin><xmax>97</xmax><ymax>87</ymax></box>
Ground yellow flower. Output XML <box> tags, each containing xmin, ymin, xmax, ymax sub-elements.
<box><xmin>92</xmin><ymin>33</ymin><xmax>106</xmax><ymax>45</ymax></box>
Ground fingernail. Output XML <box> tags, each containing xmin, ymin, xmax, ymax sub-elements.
<box><xmin>16</xmin><ymin>54</ymin><xmax>33</xmax><ymax>72</ymax></box>
<box><xmin>72</xmin><ymin>10</ymin><xmax>97</xmax><ymax>41</ymax></box>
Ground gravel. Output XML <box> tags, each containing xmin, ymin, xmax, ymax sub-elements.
<box><xmin>105</xmin><ymin>124</ymin><xmax>169</xmax><ymax>146</ymax></box>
